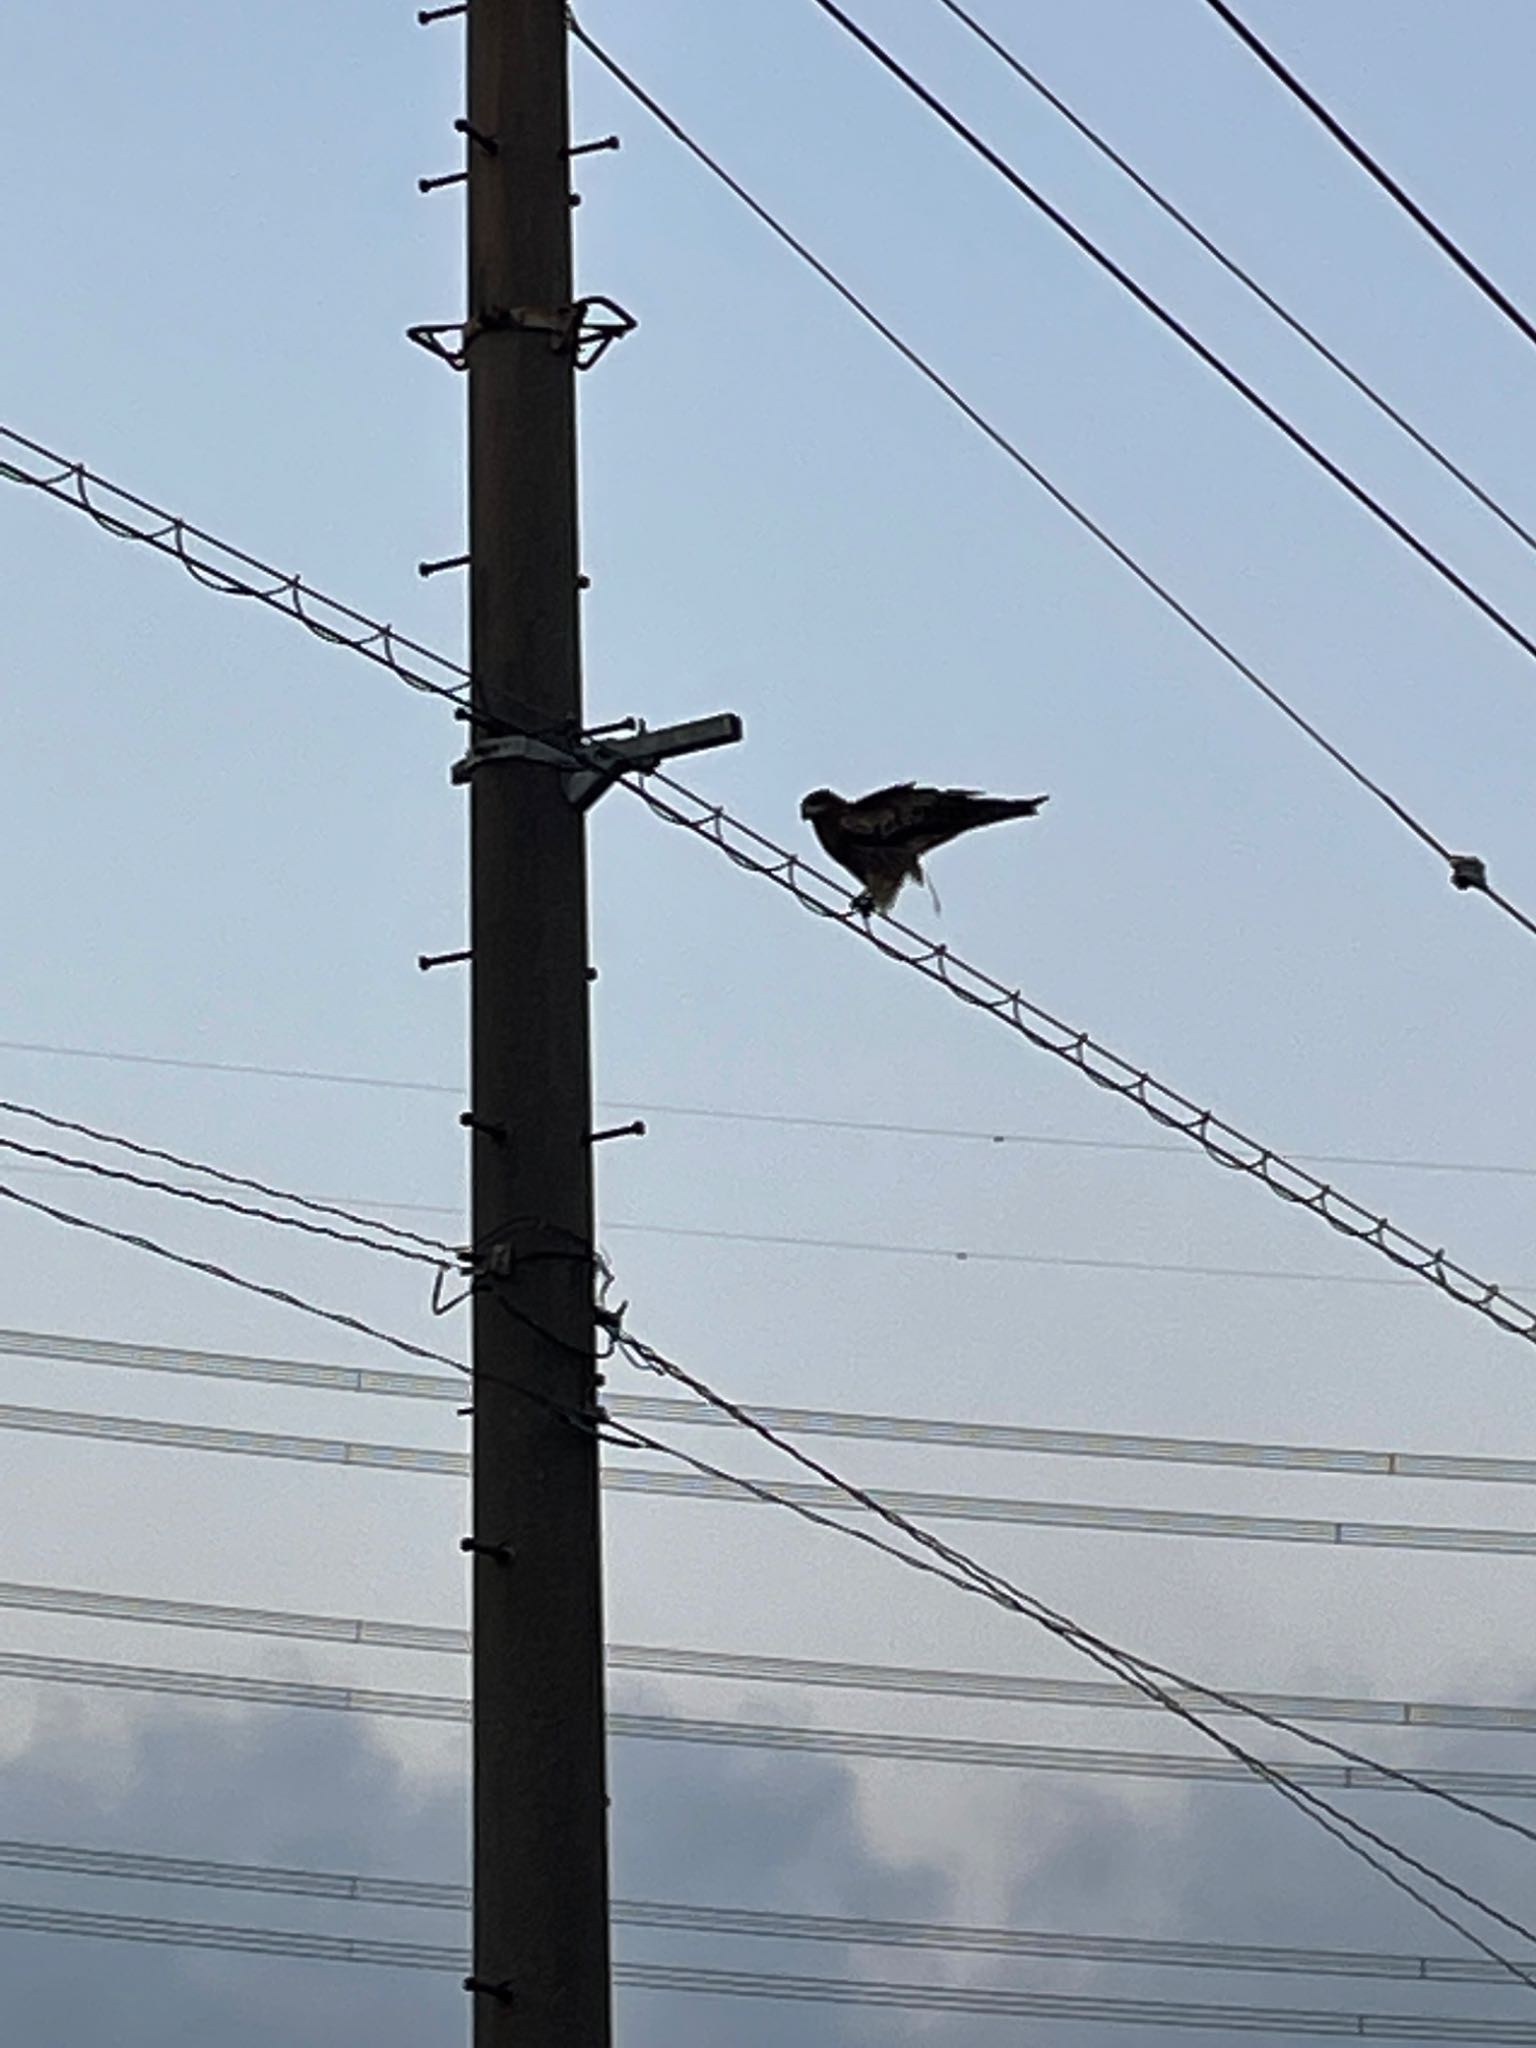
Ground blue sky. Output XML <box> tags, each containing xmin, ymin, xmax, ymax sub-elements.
<box><xmin>7</xmin><ymin>0</ymin><xmax>1536</xmax><ymax>2038</ymax></box>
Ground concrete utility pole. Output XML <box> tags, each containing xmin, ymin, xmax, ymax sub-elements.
<box><xmin>462</xmin><ymin>2</ymin><xmax>612</xmax><ymax>2042</ymax></box>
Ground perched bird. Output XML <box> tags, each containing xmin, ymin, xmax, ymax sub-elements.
<box><xmin>799</xmin><ymin>782</ymin><xmax>1048</xmax><ymax>915</ymax></box>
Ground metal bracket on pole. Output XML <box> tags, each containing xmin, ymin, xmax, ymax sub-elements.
<box><xmin>450</xmin><ymin>711</ymin><xmax>743</xmax><ymax>810</ymax></box>
<box><xmin>408</xmin><ymin>297</ymin><xmax>636</xmax><ymax>373</ymax></box>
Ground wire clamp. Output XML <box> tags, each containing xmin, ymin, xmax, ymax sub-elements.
<box><xmin>450</xmin><ymin>712</ymin><xmax>744</xmax><ymax>809</ymax></box>
<box><xmin>1449</xmin><ymin>853</ymin><xmax>1489</xmax><ymax>892</ymax></box>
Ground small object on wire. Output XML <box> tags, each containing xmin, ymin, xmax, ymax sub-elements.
<box><xmin>417</xmin><ymin>169</ymin><xmax>467</xmax><ymax>194</ymax></box>
<box><xmin>566</xmin><ymin>134</ymin><xmax>621</xmax><ymax>158</ymax></box>
<box><xmin>1450</xmin><ymin>854</ymin><xmax>1490</xmax><ymax>892</ymax></box>
<box><xmin>417</xmin><ymin>2</ymin><xmax>465</xmax><ymax>20</ymax></box>
<box><xmin>585</xmin><ymin>1120</ymin><xmax>646</xmax><ymax>1146</ymax></box>
<box><xmin>419</xmin><ymin>948</ymin><xmax>471</xmax><ymax>972</ymax></box>
<box><xmin>453</xmin><ymin>117</ymin><xmax>499</xmax><ymax>156</ymax></box>
<box><xmin>418</xmin><ymin>552</ymin><xmax>470</xmax><ymax>579</ymax></box>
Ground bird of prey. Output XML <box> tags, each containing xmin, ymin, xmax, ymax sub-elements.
<box><xmin>799</xmin><ymin>782</ymin><xmax>1048</xmax><ymax>915</ymax></box>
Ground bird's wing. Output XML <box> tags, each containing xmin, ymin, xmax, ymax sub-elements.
<box><xmin>834</xmin><ymin>783</ymin><xmax>921</xmax><ymax>840</ymax></box>
<box><xmin>844</xmin><ymin>784</ymin><xmax>991</xmax><ymax>853</ymax></box>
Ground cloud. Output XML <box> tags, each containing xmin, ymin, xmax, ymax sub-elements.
<box><xmin>0</xmin><ymin>1693</ymin><xmax>955</xmax><ymax>2047</ymax></box>
<box><xmin>3</xmin><ymin>1688</ymin><xmax>1534</xmax><ymax>2048</ymax></box>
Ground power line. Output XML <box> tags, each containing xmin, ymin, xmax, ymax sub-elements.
<box><xmin>5</xmin><ymin>1834</ymin><xmax>1532</xmax><ymax>1985</ymax></box>
<box><xmin>4</xmin><ymin>1327</ymin><xmax>1528</xmax><ymax>1961</ymax></box>
<box><xmin>8</xmin><ymin>1573</ymin><xmax>1534</xmax><ymax>1738</ymax></box>
<box><xmin>934</xmin><ymin>0</ymin><xmax>1536</xmax><ymax>561</ymax></box>
<box><xmin>11</xmin><ymin>1034</ymin><xmax>1536</xmax><ymax>1182</ymax></box>
<box><xmin>570</xmin><ymin>18</ymin><xmax>1536</xmax><ymax>939</ymax></box>
<box><xmin>11</xmin><ymin>1648</ymin><xmax>1536</xmax><ymax>1806</ymax></box>
<box><xmin>2</xmin><ymin>1161</ymin><xmax>1452</xmax><ymax>1288</ymax></box>
<box><xmin>0</xmin><ymin>1036</ymin><xmax>458</xmax><ymax>1096</ymax></box>
<box><xmin>3</xmin><ymin>1149</ymin><xmax>1528</xmax><ymax>1945</ymax></box>
<box><xmin>0</xmin><ymin>1326</ymin><xmax>462</xmax><ymax>1403</ymax></box>
<box><xmin>0</xmin><ymin>1098</ymin><xmax>453</xmax><ymax>1255</ymax></box>
<box><xmin>810</xmin><ymin>0</ymin><xmax>1536</xmax><ymax>690</ymax></box>
<box><xmin>0</xmin><ymin>427</ymin><xmax>471</xmax><ymax>712</ymax></box>
<box><xmin>16</xmin><ymin>1395</ymin><xmax>1536</xmax><ymax>1557</ymax></box>
<box><xmin>27</xmin><ymin>1320</ymin><xmax>1536</xmax><ymax>1491</ymax></box>
<box><xmin>7</xmin><ymin>1901</ymin><xmax>1536</xmax><ymax>2037</ymax></box>
<box><xmin>604</xmin><ymin>1345</ymin><xmax>1536</xmax><ymax>1980</ymax></box>
<box><xmin>1200</xmin><ymin>0</ymin><xmax>1536</xmax><ymax>355</ymax></box>
<box><xmin>627</xmin><ymin>768</ymin><xmax>1536</xmax><ymax>1355</ymax></box>
<box><xmin>605</xmin><ymin>1216</ymin><xmax>1464</xmax><ymax>1288</ymax></box>
<box><xmin>0</xmin><ymin>1179</ymin><xmax>465</xmax><ymax>1378</ymax></box>
<box><xmin>0</xmin><ymin>1132</ymin><xmax>448</xmax><ymax>1271</ymax></box>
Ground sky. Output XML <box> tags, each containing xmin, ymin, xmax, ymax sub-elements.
<box><xmin>6</xmin><ymin>0</ymin><xmax>1536</xmax><ymax>2039</ymax></box>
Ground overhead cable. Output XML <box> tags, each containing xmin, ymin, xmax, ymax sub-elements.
<box><xmin>5</xmin><ymin>1834</ymin><xmax>1532</xmax><ymax>1985</ymax></box>
<box><xmin>9</xmin><ymin>1900</ymin><xmax>1536</xmax><ymax>2036</ymax></box>
<box><xmin>1200</xmin><ymin>0</ymin><xmax>1536</xmax><ymax>354</ymax></box>
<box><xmin>7</xmin><ymin>1573</ymin><xmax>1536</xmax><ymax>1738</ymax></box>
<box><xmin>934</xmin><ymin>0</ymin><xmax>1536</xmax><ymax>560</ymax></box>
<box><xmin>22</xmin><ymin>1322</ymin><xmax>1536</xmax><ymax>1491</ymax></box>
<box><xmin>604</xmin><ymin>1353</ymin><xmax>1536</xmax><ymax>1977</ymax></box>
<box><xmin>809</xmin><ymin>0</ymin><xmax>1536</xmax><ymax>685</ymax></box>
<box><xmin>11</xmin><ymin>1649</ymin><xmax>1536</xmax><ymax>1807</ymax></box>
<box><xmin>569</xmin><ymin>18</ymin><xmax>1534</xmax><ymax>934</ymax></box>
<box><xmin>0</xmin><ymin>427</ymin><xmax>470</xmax><ymax>710</ymax></box>
<box><xmin>0</xmin><ymin>1180</ymin><xmax>465</xmax><ymax>1378</ymax></box>
<box><xmin>0</xmin><ymin>1131</ymin><xmax>447</xmax><ymax>1270</ymax></box>
<box><xmin>8</xmin><ymin>395</ymin><xmax>1533</xmax><ymax>933</ymax></box>
<box><xmin>16</xmin><ymin>1396</ymin><xmax>1536</xmax><ymax>1557</ymax></box>
<box><xmin>10</xmin><ymin>1036</ymin><xmax>1536</xmax><ymax>1182</ymax></box>
<box><xmin>626</xmin><ymin>768</ymin><xmax>1536</xmax><ymax>1354</ymax></box>
<box><xmin>0</xmin><ymin>1098</ymin><xmax>453</xmax><ymax>1255</ymax></box>
<box><xmin>4</xmin><ymin>1164</ymin><xmax>1453</xmax><ymax>1287</ymax></box>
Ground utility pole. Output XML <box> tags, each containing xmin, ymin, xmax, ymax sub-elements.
<box><xmin>462</xmin><ymin>3</ymin><xmax>612</xmax><ymax>2042</ymax></box>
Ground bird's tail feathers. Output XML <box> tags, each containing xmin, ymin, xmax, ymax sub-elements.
<box><xmin>975</xmin><ymin>793</ymin><xmax>1049</xmax><ymax>825</ymax></box>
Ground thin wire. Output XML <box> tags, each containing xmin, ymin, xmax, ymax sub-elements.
<box><xmin>934</xmin><ymin>0</ymin><xmax>1536</xmax><ymax>561</ymax></box>
<box><xmin>3</xmin><ymin>1065</ymin><xmax>1528</xmax><ymax>1937</ymax></box>
<box><xmin>605</xmin><ymin>1216</ymin><xmax>1460</xmax><ymax>1289</ymax></box>
<box><xmin>628</xmin><ymin>766</ymin><xmax>1536</xmax><ymax>1353</ymax></box>
<box><xmin>1200</xmin><ymin>0</ymin><xmax>1536</xmax><ymax>355</ymax></box>
<box><xmin>605</xmin><ymin>1098</ymin><xmax>1536</xmax><ymax>1183</ymax></box>
<box><xmin>0</xmin><ymin>1037</ymin><xmax>459</xmax><ymax>1096</ymax></box>
<box><xmin>0</xmin><ymin>1179</ymin><xmax>467</xmax><ymax>1377</ymax></box>
<box><xmin>568</xmin><ymin>17</ymin><xmax>1534</xmax><ymax>939</ymax></box>
<box><xmin>0</xmin><ymin>1133</ymin><xmax>449</xmax><ymax>1271</ymax></box>
<box><xmin>3</xmin><ymin>1838</ymin><xmax>1530</xmax><ymax>1983</ymax></box>
<box><xmin>0</xmin><ymin>1098</ymin><xmax>453</xmax><ymax>1254</ymax></box>
<box><xmin>15</xmin><ymin>1571</ymin><xmax>1536</xmax><ymax>1739</ymax></box>
<box><xmin>10</xmin><ymin>1033</ymin><xmax>1536</xmax><ymax>1181</ymax></box>
<box><xmin>810</xmin><ymin>0</ymin><xmax>1536</xmax><ymax>687</ymax></box>
<box><xmin>20</xmin><ymin>1641</ymin><xmax>1536</xmax><ymax>1805</ymax></box>
<box><xmin>26</xmin><ymin>1321</ymin><xmax>1536</xmax><ymax>1491</ymax></box>
<box><xmin>0</xmin><ymin>427</ymin><xmax>472</xmax><ymax>711</ymax></box>
<box><xmin>610</xmin><ymin>1364</ymin><xmax>1536</xmax><ymax>1849</ymax></box>
<box><xmin>11</xmin><ymin>1900</ymin><xmax>1536</xmax><ymax>2030</ymax></box>
<box><xmin>598</xmin><ymin>1409</ymin><xmax>1536</xmax><ymax>1982</ymax></box>
<box><xmin>15</xmin><ymin>1395</ymin><xmax>1536</xmax><ymax>1556</ymax></box>
<box><xmin>4</xmin><ymin>1151</ymin><xmax>1526</xmax><ymax>1290</ymax></box>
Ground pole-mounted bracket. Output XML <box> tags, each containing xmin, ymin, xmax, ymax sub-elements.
<box><xmin>451</xmin><ymin>712</ymin><xmax>743</xmax><ymax>810</ymax></box>
<box><xmin>407</xmin><ymin>296</ymin><xmax>636</xmax><ymax>373</ymax></box>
